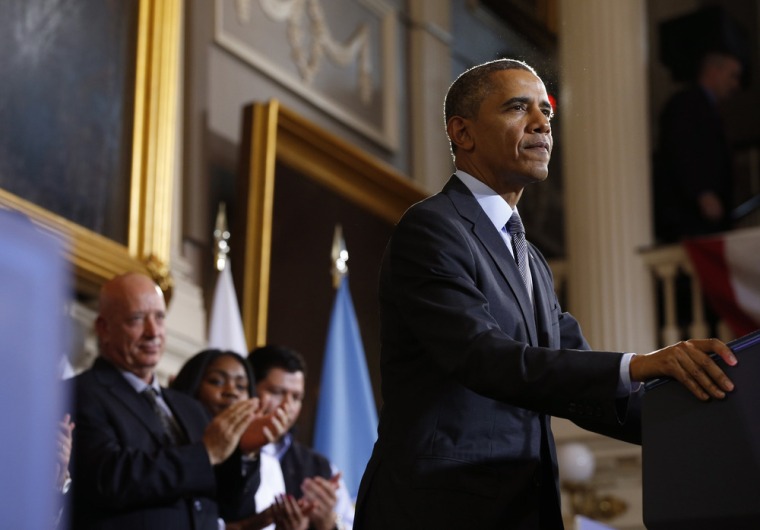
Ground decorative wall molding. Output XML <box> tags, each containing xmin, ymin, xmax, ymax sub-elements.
<box><xmin>216</xmin><ymin>0</ymin><xmax>398</xmax><ymax>150</ymax></box>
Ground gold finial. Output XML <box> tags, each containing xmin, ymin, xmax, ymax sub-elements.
<box><xmin>144</xmin><ymin>254</ymin><xmax>174</xmax><ymax>305</ymax></box>
<box><xmin>214</xmin><ymin>202</ymin><xmax>230</xmax><ymax>272</ymax></box>
<box><xmin>331</xmin><ymin>224</ymin><xmax>348</xmax><ymax>288</ymax></box>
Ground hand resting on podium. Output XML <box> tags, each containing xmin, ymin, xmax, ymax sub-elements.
<box><xmin>630</xmin><ymin>338</ymin><xmax>736</xmax><ymax>401</ymax></box>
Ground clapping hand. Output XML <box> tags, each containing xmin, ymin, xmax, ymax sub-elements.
<box><xmin>240</xmin><ymin>396</ymin><xmax>299</xmax><ymax>452</ymax></box>
<box><xmin>271</xmin><ymin>493</ymin><xmax>312</xmax><ymax>530</ymax></box>
<box><xmin>57</xmin><ymin>414</ymin><xmax>75</xmax><ymax>490</ymax></box>
<box><xmin>301</xmin><ymin>472</ymin><xmax>341</xmax><ymax>530</ymax></box>
<box><xmin>203</xmin><ymin>398</ymin><xmax>259</xmax><ymax>465</ymax></box>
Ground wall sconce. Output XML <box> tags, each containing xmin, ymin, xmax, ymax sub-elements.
<box><xmin>557</xmin><ymin>442</ymin><xmax>628</xmax><ymax>523</ymax></box>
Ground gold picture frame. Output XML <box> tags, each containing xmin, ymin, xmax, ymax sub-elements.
<box><xmin>234</xmin><ymin>100</ymin><xmax>425</xmax><ymax>442</ymax></box>
<box><xmin>234</xmin><ymin>100</ymin><xmax>425</xmax><ymax>348</ymax></box>
<box><xmin>0</xmin><ymin>0</ymin><xmax>181</xmax><ymax>298</ymax></box>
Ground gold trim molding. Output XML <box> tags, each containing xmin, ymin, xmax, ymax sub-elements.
<box><xmin>0</xmin><ymin>0</ymin><xmax>180</xmax><ymax>299</ymax></box>
<box><xmin>235</xmin><ymin>100</ymin><xmax>425</xmax><ymax>346</ymax></box>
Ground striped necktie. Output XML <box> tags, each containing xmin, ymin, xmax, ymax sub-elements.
<box><xmin>142</xmin><ymin>387</ymin><xmax>186</xmax><ymax>445</ymax></box>
<box><xmin>506</xmin><ymin>211</ymin><xmax>530</xmax><ymax>290</ymax></box>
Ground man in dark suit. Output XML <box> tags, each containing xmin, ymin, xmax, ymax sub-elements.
<box><xmin>354</xmin><ymin>59</ymin><xmax>737</xmax><ymax>529</ymax></box>
<box><xmin>249</xmin><ymin>345</ymin><xmax>354</xmax><ymax>530</ymax></box>
<box><xmin>654</xmin><ymin>51</ymin><xmax>743</xmax><ymax>242</ymax></box>
<box><xmin>69</xmin><ymin>273</ymin><xmax>258</xmax><ymax>529</ymax></box>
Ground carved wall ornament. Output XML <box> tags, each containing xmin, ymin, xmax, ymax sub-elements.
<box><xmin>216</xmin><ymin>0</ymin><xmax>398</xmax><ymax>150</ymax></box>
<box><xmin>233</xmin><ymin>0</ymin><xmax>372</xmax><ymax>104</ymax></box>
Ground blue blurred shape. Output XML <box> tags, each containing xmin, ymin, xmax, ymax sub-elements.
<box><xmin>313</xmin><ymin>277</ymin><xmax>378</xmax><ymax>499</ymax></box>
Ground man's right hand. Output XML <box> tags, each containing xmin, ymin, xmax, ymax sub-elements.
<box><xmin>630</xmin><ymin>338</ymin><xmax>736</xmax><ymax>401</ymax></box>
<box><xmin>203</xmin><ymin>399</ymin><xmax>258</xmax><ymax>465</ymax></box>
<box><xmin>239</xmin><ymin>406</ymin><xmax>291</xmax><ymax>453</ymax></box>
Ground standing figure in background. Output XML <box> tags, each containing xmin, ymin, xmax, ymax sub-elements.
<box><xmin>654</xmin><ymin>50</ymin><xmax>743</xmax><ymax>242</ymax></box>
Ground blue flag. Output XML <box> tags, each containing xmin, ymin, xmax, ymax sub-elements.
<box><xmin>313</xmin><ymin>277</ymin><xmax>378</xmax><ymax>499</ymax></box>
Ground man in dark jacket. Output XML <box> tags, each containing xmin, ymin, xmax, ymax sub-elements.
<box><xmin>249</xmin><ymin>345</ymin><xmax>354</xmax><ymax>530</ymax></box>
<box><xmin>654</xmin><ymin>51</ymin><xmax>743</xmax><ymax>242</ymax></box>
<box><xmin>69</xmin><ymin>273</ymin><xmax>257</xmax><ymax>529</ymax></box>
<box><xmin>353</xmin><ymin>58</ymin><xmax>736</xmax><ymax>530</ymax></box>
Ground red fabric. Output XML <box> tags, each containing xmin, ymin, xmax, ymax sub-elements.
<box><xmin>684</xmin><ymin>236</ymin><xmax>758</xmax><ymax>337</ymax></box>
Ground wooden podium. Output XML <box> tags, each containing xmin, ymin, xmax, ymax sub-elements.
<box><xmin>642</xmin><ymin>330</ymin><xmax>760</xmax><ymax>529</ymax></box>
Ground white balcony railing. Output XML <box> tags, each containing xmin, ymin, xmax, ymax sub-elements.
<box><xmin>550</xmin><ymin>244</ymin><xmax>735</xmax><ymax>351</ymax></box>
<box><xmin>640</xmin><ymin>244</ymin><xmax>732</xmax><ymax>346</ymax></box>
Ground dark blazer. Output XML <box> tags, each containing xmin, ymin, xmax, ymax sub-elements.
<box><xmin>223</xmin><ymin>436</ymin><xmax>334</xmax><ymax>526</ymax></box>
<box><xmin>69</xmin><ymin>357</ymin><xmax>242</xmax><ymax>530</ymax></box>
<box><xmin>280</xmin><ymin>438</ymin><xmax>333</xmax><ymax>498</ymax></box>
<box><xmin>355</xmin><ymin>176</ymin><xmax>641</xmax><ymax>529</ymax></box>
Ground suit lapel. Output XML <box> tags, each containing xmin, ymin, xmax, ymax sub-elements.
<box><xmin>529</xmin><ymin>248</ymin><xmax>555</xmax><ymax>348</ymax></box>
<box><xmin>444</xmin><ymin>176</ymin><xmax>539</xmax><ymax>346</ymax></box>
<box><xmin>92</xmin><ymin>358</ymin><xmax>174</xmax><ymax>444</ymax></box>
<box><xmin>163</xmin><ymin>388</ymin><xmax>201</xmax><ymax>443</ymax></box>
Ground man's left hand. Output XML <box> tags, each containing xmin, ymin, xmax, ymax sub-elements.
<box><xmin>301</xmin><ymin>473</ymin><xmax>341</xmax><ymax>530</ymax></box>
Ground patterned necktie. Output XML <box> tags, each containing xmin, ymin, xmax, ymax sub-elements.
<box><xmin>506</xmin><ymin>211</ymin><xmax>530</xmax><ymax>290</ymax></box>
<box><xmin>142</xmin><ymin>387</ymin><xmax>186</xmax><ymax>446</ymax></box>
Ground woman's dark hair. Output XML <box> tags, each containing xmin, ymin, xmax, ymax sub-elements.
<box><xmin>170</xmin><ymin>348</ymin><xmax>255</xmax><ymax>398</ymax></box>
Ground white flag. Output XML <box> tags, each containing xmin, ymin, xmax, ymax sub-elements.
<box><xmin>208</xmin><ymin>266</ymin><xmax>248</xmax><ymax>356</ymax></box>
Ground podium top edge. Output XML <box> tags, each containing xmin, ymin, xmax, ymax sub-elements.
<box><xmin>731</xmin><ymin>328</ymin><xmax>760</xmax><ymax>352</ymax></box>
<box><xmin>644</xmin><ymin>328</ymin><xmax>760</xmax><ymax>392</ymax></box>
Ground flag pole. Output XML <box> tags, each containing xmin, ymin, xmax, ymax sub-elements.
<box><xmin>315</xmin><ymin>224</ymin><xmax>379</xmax><ymax>500</ymax></box>
<box><xmin>331</xmin><ymin>223</ymin><xmax>348</xmax><ymax>288</ymax></box>
<box><xmin>214</xmin><ymin>202</ymin><xmax>230</xmax><ymax>272</ymax></box>
<box><xmin>208</xmin><ymin>201</ymin><xmax>248</xmax><ymax>355</ymax></box>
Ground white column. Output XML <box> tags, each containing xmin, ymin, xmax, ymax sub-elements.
<box><xmin>407</xmin><ymin>0</ymin><xmax>454</xmax><ymax>194</ymax></box>
<box><xmin>559</xmin><ymin>0</ymin><xmax>656</xmax><ymax>353</ymax></box>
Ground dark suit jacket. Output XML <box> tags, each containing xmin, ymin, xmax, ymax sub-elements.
<box><xmin>355</xmin><ymin>176</ymin><xmax>641</xmax><ymax>529</ymax></box>
<box><xmin>654</xmin><ymin>85</ymin><xmax>734</xmax><ymax>242</ymax></box>
<box><xmin>280</xmin><ymin>437</ymin><xmax>333</xmax><ymax>498</ymax></box>
<box><xmin>69</xmin><ymin>357</ymin><xmax>243</xmax><ymax>530</ymax></box>
<box><xmin>280</xmin><ymin>438</ymin><xmax>334</xmax><ymax>530</ymax></box>
<box><xmin>223</xmin><ymin>436</ymin><xmax>334</xmax><ymax>526</ymax></box>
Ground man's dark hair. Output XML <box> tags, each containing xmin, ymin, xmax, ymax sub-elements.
<box><xmin>444</xmin><ymin>58</ymin><xmax>538</xmax><ymax>156</ymax></box>
<box><xmin>248</xmin><ymin>344</ymin><xmax>307</xmax><ymax>382</ymax></box>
